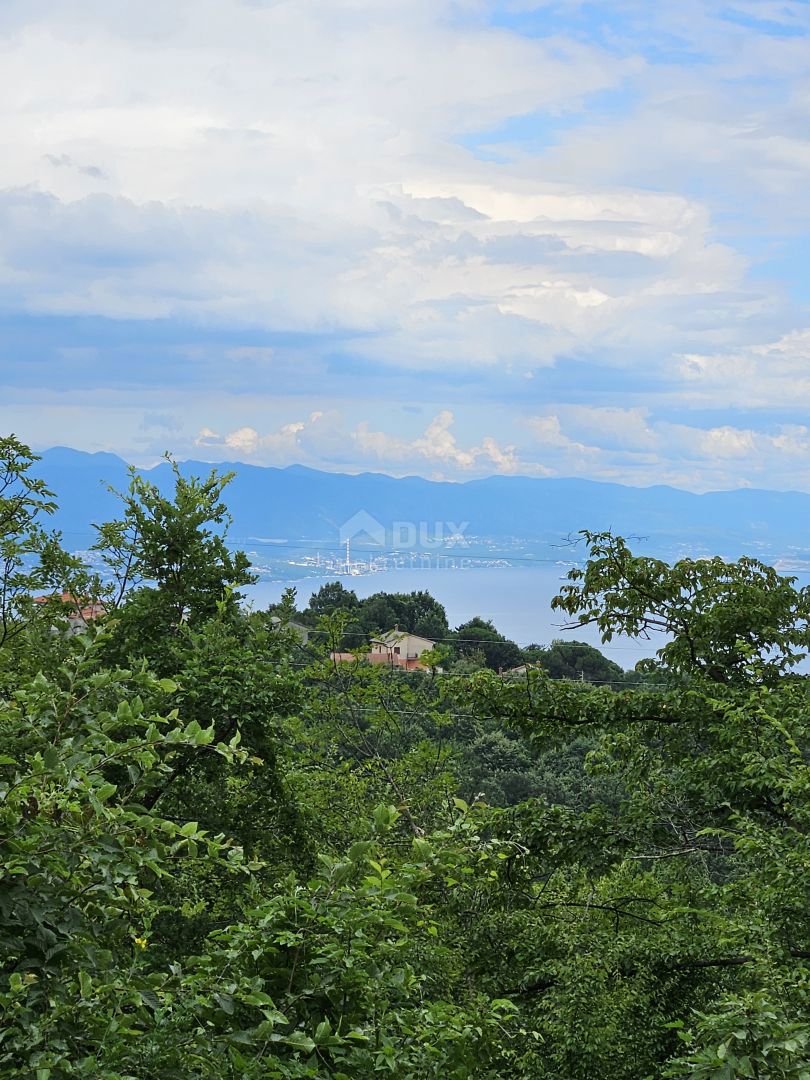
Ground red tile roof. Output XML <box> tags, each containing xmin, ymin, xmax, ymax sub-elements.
<box><xmin>33</xmin><ymin>593</ymin><xmax>106</xmax><ymax>622</ymax></box>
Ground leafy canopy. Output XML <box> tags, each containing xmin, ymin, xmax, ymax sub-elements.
<box><xmin>553</xmin><ymin>530</ymin><xmax>810</xmax><ymax>684</ymax></box>
<box><xmin>2</xmin><ymin>444</ymin><xmax>810</xmax><ymax>1078</ymax></box>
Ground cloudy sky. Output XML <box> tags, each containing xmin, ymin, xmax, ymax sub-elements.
<box><xmin>1</xmin><ymin>0</ymin><xmax>810</xmax><ymax>490</ymax></box>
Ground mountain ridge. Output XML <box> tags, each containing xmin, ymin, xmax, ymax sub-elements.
<box><xmin>29</xmin><ymin>446</ymin><xmax>810</xmax><ymax>562</ymax></box>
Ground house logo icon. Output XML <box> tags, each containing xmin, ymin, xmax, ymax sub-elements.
<box><xmin>339</xmin><ymin>510</ymin><xmax>386</xmax><ymax>547</ymax></box>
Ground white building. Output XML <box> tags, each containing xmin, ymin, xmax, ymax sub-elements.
<box><xmin>369</xmin><ymin>627</ymin><xmax>436</xmax><ymax>670</ymax></box>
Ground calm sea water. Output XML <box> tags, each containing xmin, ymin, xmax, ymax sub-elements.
<box><xmin>244</xmin><ymin>565</ymin><xmax>662</xmax><ymax>669</ymax></box>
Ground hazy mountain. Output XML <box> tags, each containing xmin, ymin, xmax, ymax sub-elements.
<box><xmin>31</xmin><ymin>446</ymin><xmax>810</xmax><ymax>563</ymax></box>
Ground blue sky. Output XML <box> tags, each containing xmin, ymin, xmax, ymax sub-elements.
<box><xmin>1</xmin><ymin>0</ymin><xmax>810</xmax><ymax>490</ymax></box>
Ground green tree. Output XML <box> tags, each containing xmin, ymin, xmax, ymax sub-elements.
<box><xmin>355</xmin><ymin>589</ymin><xmax>449</xmax><ymax>641</ymax></box>
<box><xmin>94</xmin><ymin>458</ymin><xmax>255</xmax><ymax>665</ymax></box>
<box><xmin>305</xmin><ymin>581</ymin><xmax>359</xmax><ymax>620</ymax></box>
<box><xmin>523</xmin><ymin>639</ymin><xmax>625</xmax><ymax>684</ymax></box>
<box><xmin>553</xmin><ymin>530</ymin><xmax>810</xmax><ymax>684</ymax></box>
<box><xmin>446</xmin><ymin>540</ymin><xmax>810</xmax><ymax>1076</ymax></box>
<box><xmin>453</xmin><ymin>617</ymin><xmax>523</xmax><ymax>672</ymax></box>
<box><xmin>0</xmin><ymin>435</ymin><xmax>95</xmax><ymax>686</ymax></box>
<box><xmin>7</xmin><ymin>446</ymin><xmax>810</xmax><ymax>1080</ymax></box>
<box><xmin>0</xmin><ymin>643</ymin><xmax>249</xmax><ymax>1076</ymax></box>
<box><xmin>666</xmin><ymin>985</ymin><xmax>810</xmax><ymax>1077</ymax></box>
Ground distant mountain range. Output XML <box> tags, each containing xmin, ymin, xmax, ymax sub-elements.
<box><xmin>30</xmin><ymin>446</ymin><xmax>810</xmax><ymax>565</ymax></box>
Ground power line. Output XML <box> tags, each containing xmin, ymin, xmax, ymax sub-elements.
<box><xmin>276</xmin><ymin>659</ymin><xmax>671</xmax><ymax>688</ymax></box>
<box><xmin>261</xmin><ymin>625</ymin><xmax>664</xmax><ymax>653</ymax></box>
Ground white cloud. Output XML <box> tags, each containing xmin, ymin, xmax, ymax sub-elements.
<box><xmin>353</xmin><ymin>410</ymin><xmax>529</xmax><ymax>475</ymax></box>
<box><xmin>533</xmin><ymin>16</ymin><xmax>810</xmax><ymax>231</ymax></box>
<box><xmin>196</xmin><ymin>413</ymin><xmax>326</xmax><ymax>460</ymax></box>
<box><xmin>677</xmin><ymin>329</ymin><xmax>810</xmax><ymax>408</ymax></box>
<box><xmin>524</xmin><ymin>409</ymin><xmax>810</xmax><ymax>490</ymax></box>
<box><xmin>225</xmin><ymin>426</ymin><xmax>263</xmax><ymax>454</ymax></box>
<box><xmin>697</xmin><ymin>426</ymin><xmax>757</xmax><ymax>460</ymax></box>
<box><xmin>2</xmin><ymin>0</ymin><xmax>810</xmax><ymax>494</ymax></box>
<box><xmin>527</xmin><ymin>414</ymin><xmax>598</xmax><ymax>456</ymax></box>
<box><xmin>193</xmin><ymin>409</ymin><xmax>533</xmax><ymax>477</ymax></box>
<box><xmin>0</xmin><ymin>0</ymin><xmax>779</xmax><ymax>372</ymax></box>
<box><xmin>556</xmin><ymin>407</ymin><xmax>657</xmax><ymax>451</ymax></box>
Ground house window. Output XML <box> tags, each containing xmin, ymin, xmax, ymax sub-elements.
<box><xmin>394</xmin><ymin>646</ymin><xmax>401</xmax><ymax>655</ymax></box>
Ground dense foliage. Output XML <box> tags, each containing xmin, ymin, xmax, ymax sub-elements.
<box><xmin>2</xmin><ymin>434</ymin><xmax>810</xmax><ymax>1078</ymax></box>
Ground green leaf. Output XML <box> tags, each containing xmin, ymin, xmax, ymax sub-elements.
<box><xmin>348</xmin><ymin>841</ymin><xmax>373</xmax><ymax>862</ymax></box>
<box><xmin>285</xmin><ymin>1031</ymin><xmax>316</xmax><ymax>1054</ymax></box>
<box><xmin>214</xmin><ymin>993</ymin><xmax>234</xmax><ymax>1015</ymax></box>
<box><xmin>373</xmin><ymin>804</ymin><xmax>398</xmax><ymax>833</ymax></box>
<box><xmin>412</xmin><ymin>838</ymin><xmax>432</xmax><ymax>860</ymax></box>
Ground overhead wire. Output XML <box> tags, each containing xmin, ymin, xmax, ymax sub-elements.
<box><xmin>259</xmin><ymin>625</ymin><xmax>664</xmax><ymax>654</ymax></box>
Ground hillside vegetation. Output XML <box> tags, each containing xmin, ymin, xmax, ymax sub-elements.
<box><xmin>3</xmin><ymin>434</ymin><xmax>810</xmax><ymax>1078</ymax></box>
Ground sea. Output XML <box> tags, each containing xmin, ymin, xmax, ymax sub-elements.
<box><xmin>244</xmin><ymin>564</ymin><xmax>663</xmax><ymax>670</ymax></box>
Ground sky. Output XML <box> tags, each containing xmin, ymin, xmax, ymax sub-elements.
<box><xmin>1</xmin><ymin>0</ymin><xmax>810</xmax><ymax>491</ymax></box>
